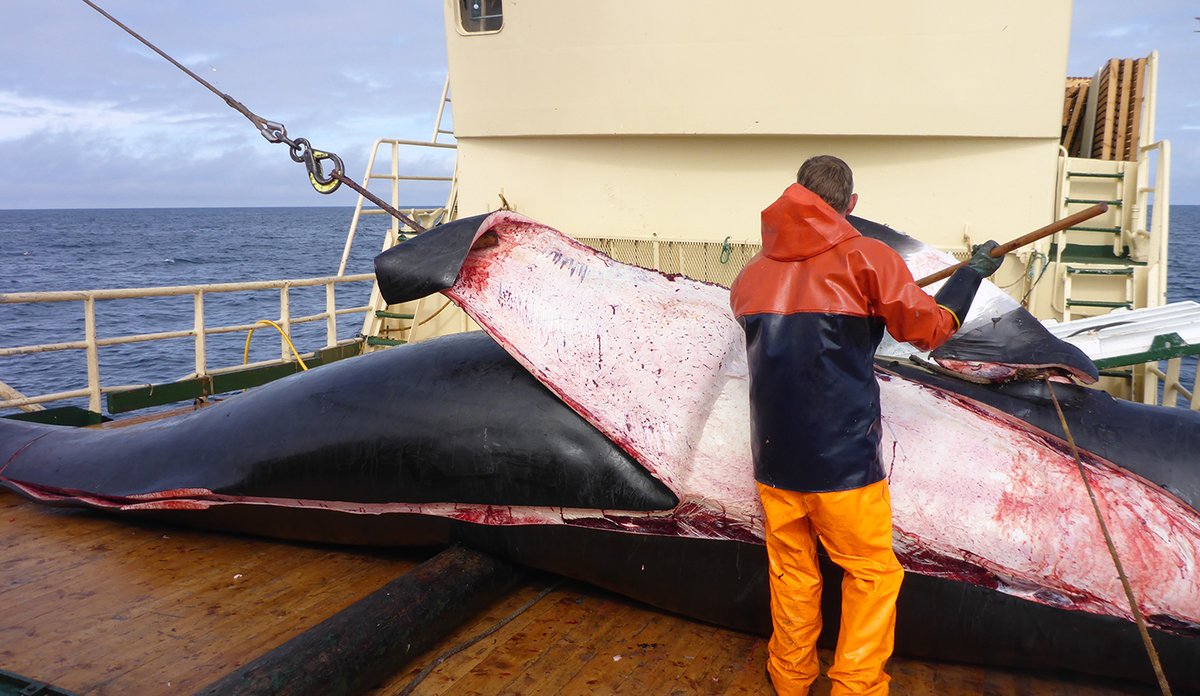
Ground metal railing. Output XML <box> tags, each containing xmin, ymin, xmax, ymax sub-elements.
<box><xmin>1</xmin><ymin>137</ymin><xmax>458</xmax><ymax>418</ymax></box>
<box><xmin>0</xmin><ymin>274</ymin><xmax>374</xmax><ymax>414</ymax></box>
<box><xmin>1</xmin><ymin>74</ymin><xmax>462</xmax><ymax>420</ymax></box>
<box><xmin>1133</xmin><ymin>140</ymin><xmax>1170</xmax><ymax>287</ymax></box>
<box><xmin>1146</xmin><ymin>356</ymin><xmax>1200</xmax><ymax>410</ymax></box>
<box><xmin>337</xmin><ymin>138</ymin><xmax>458</xmax><ymax>277</ymax></box>
<box><xmin>346</xmin><ymin>137</ymin><xmax>459</xmax><ymax>348</ymax></box>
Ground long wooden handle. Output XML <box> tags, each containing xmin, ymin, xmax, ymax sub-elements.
<box><xmin>914</xmin><ymin>203</ymin><xmax>1109</xmax><ymax>287</ymax></box>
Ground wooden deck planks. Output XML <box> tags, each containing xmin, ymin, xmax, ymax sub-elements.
<box><xmin>376</xmin><ymin>579</ymin><xmax>1159</xmax><ymax>696</ymax></box>
<box><xmin>1</xmin><ymin>489</ymin><xmax>1164</xmax><ymax>696</ymax></box>
<box><xmin>0</xmin><ymin>490</ymin><xmax>424</xmax><ymax>695</ymax></box>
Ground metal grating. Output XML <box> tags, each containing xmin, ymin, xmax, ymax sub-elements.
<box><xmin>576</xmin><ymin>237</ymin><xmax>761</xmax><ymax>288</ymax></box>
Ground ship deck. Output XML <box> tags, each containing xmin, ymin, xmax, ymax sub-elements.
<box><xmin>0</xmin><ymin>489</ymin><xmax>1162</xmax><ymax>695</ymax></box>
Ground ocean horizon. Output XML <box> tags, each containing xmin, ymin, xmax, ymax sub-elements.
<box><xmin>2</xmin><ymin>205</ymin><xmax>1198</xmax><ymax>415</ymax></box>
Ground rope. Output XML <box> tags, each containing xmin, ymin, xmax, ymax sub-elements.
<box><xmin>719</xmin><ymin>236</ymin><xmax>732</xmax><ymax>265</ymax></box>
<box><xmin>79</xmin><ymin>0</ymin><xmax>427</xmax><ymax>234</ymax></box>
<box><xmin>331</xmin><ymin>172</ymin><xmax>427</xmax><ymax>233</ymax></box>
<box><xmin>1019</xmin><ymin>251</ymin><xmax>1050</xmax><ymax>307</ymax></box>
<box><xmin>415</xmin><ymin>299</ymin><xmax>456</xmax><ymax>328</ymax></box>
<box><xmin>1042</xmin><ymin>378</ymin><xmax>1173</xmax><ymax>695</ymax></box>
<box><xmin>243</xmin><ymin>320</ymin><xmax>310</xmax><ymax>371</ymax></box>
<box><xmin>396</xmin><ymin>578</ymin><xmax>564</xmax><ymax>696</ymax></box>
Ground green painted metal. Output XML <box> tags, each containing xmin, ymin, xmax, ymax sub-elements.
<box><xmin>366</xmin><ymin>336</ymin><xmax>407</xmax><ymax>347</ymax></box>
<box><xmin>105</xmin><ymin>341</ymin><xmax>364</xmax><ymax>414</ymax></box>
<box><xmin>108</xmin><ymin>378</ymin><xmax>207</xmax><ymax>413</ymax></box>
<box><xmin>1065</xmin><ymin>299</ymin><xmax>1133</xmax><ymax>309</ymax></box>
<box><xmin>1093</xmin><ymin>332</ymin><xmax>1200</xmax><ymax>370</ymax></box>
<box><xmin>1069</xmin><ymin>226</ymin><xmax>1122</xmax><ymax>234</ymax></box>
<box><xmin>1067</xmin><ymin>267</ymin><xmax>1134</xmax><ymax>276</ymax></box>
<box><xmin>1048</xmin><ymin>242</ymin><xmax>1144</xmax><ymax>266</ymax></box>
<box><xmin>374</xmin><ymin>310</ymin><xmax>416</xmax><ymax>320</ymax></box>
<box><xmin>3</xmin><ymin>406</ymin><xmax>109</xmax><ymax>427</ymax></box>
<box><xmin>1066</xmin><ymin>171</ymin><xmax>1124</xmax><ymax>179</ymax></box>
<box><xmin>0</xmin><ymin>668</ymin><xmax>79</xmax><ymax>696</ymax></box>
<box><xmin>1065</xmin><ymin>197</ymin><xmax>1123</xmax><ymax>206</ymax></box>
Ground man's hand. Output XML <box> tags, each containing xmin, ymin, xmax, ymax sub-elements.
<box><xmin>967</xmin><ymin>240</ymin><xmax>1003</xmax><ymax>278</ymax></box>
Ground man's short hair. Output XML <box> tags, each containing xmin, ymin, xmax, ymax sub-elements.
<box><xmin>796</xmin><ymin>155</ymin><xmax>854</xmax><ymax>214</ymax></box>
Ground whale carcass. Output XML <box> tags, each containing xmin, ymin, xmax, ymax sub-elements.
<box><xmin>3</xmin><ymin>211</ymin><xmax>1199</xmax><ymax>687</ymax></box>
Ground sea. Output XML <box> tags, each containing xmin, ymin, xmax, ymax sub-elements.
<box><xmin>0</xmin><ymin>207</ymin><xmax>386</xmax><ymax>412</ymax></box>
<box><xmin>1</xmin><ymin>205</ymin><xmax>1199</xmax><ymax>415</ymax></box>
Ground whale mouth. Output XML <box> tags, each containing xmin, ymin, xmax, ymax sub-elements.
<box><xmin>2</xmin><ymin>477</ymin><xmax>762</xmax><ymax>543</ymax></box>
<box><xmin>1</xmin><ymin>480</ymin><xmax>219</xmax><ymax>511</ymax></box>
<box><xmin>846</xmin><ymin>214</ymin><xmax>1099</xmax><ymax>384</ymax></box>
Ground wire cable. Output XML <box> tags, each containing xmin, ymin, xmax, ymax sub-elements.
<box><xmin>243</xmin><ymin>320</ymin><xmax>310</xmax><ymax>371</ymax></box>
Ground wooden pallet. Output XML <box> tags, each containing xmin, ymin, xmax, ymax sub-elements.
<box><xmin>1062</xmin><ymin>76</ymin><xmax>1092</xmax><ymax>157</ymax></box>
<box><xmin>1090</xmin><ymin>58</ymin><xmax>1146</xmax><ymax>161</ymax></box>
<box><xmin>1061</xmin><ymin>57</ymin><xmax>1147</xmax><ymax>162</ymax></box>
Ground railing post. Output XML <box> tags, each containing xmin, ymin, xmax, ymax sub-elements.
<box><xmin>1163</xmin><ymin>357</ymin><xmax>1183</xmax><ymax>408</ymax></box>
<box><xmin>1144</xmin><ymin>362</ymin><xmax>1164</xmax><ymax>406</ymax></box>
<box><xmin>194</xmin><ymin>290</ymin><xmax>207</xmax><ymax>379</ymax></box>
<box><xmin>280</xmin><ymin>286</ymin><xmax>292</xmax><ymax>361</ymax></box>
<box><xmin>1</xmin><ymin>274</ymin><xmax>374</xmax><ymax>413</ymax></box>
<box><xmin>391</xmin><ymin>140</ymin><xmax>401</xmax><ymax>239</ymax></box>
<box><xmin>84</xmin><ymin>295</ymin><xmax>102</xmax><ymax>413</ymax></box>
<box><xmin>325</xmin><ymin>282</ymin><xmax>338</xmax><ymax>348</ymax></box>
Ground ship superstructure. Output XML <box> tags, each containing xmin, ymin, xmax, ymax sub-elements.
<box><xmin>0</xmin><ymin>0</ymin><xmax>1187</xmax><ymax>419</ymax></box>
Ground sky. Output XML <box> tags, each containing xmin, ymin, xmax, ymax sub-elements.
<box><xmin>0</xmin><ymin>1</ymin><xmax>1197</xmax><ymax>209</ymax></box>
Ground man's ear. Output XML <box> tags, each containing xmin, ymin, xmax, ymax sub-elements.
<box><xmin>845</xmin><ymin>192</ymin><xmax>858</xmax><ymax>216</ymax></box>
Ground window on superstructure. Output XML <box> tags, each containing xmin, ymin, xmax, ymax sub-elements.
<box><xmin>459</xmin><ymin>0</ymin><xmax>503</xmax><ymax>33</ymax></box>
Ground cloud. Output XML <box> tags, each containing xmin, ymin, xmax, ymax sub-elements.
<box><xmin>1090</xmin><ymin>25</ymin><xmax>1137</xmax><ymax>39</ymax></box>
<box><xmin>0</xmin><ymin>92</ymin><xmax>162</xmax><ymax>141</ymax></box>
<box><xmin>3</xmin><ymin>1</ymin><xmax>1197</xmax><ymax>206</ymax></box>
<box><xmin>338</xmin><ymin>68</ymin><xmax>389</xmax><ymax>92</ymax></box>
<box><xmin>0</xmin><ymin>90</ymin><xmax>254</xmax><ymax>161</ymax></box>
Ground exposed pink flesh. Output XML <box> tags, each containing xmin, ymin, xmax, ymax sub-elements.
<box><xmin>443</xmin><ymin>211</ymin><xmax>1200</xmax><ymax>630</ymax></box>
<box><xmin>15</xmin><ymin>211</ymin><xmax>1197</xmax><ymax>631</ymax></box>
<box><xmin>448</xmin><ymin>212</ymin><xmax>760</xmax><ymax>532</ymax></box>
<box><xmin>7</xmin><ymin>480</ymin><xmax>750</xmax><ymax>539</ymax></box>
<box><xmin>879</xmin><ymin>372</ymin><xmax>1200</xmax><ymax>627</ymax></box>
<box><xmin>934</xmin><ymin>359</ymin><xmax>1081</xmax><ymax>381</ymax></box>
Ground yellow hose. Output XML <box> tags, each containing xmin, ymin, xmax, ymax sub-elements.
<box><xmin>243</xmin><ymin>320</ymin><xmax>310</xmax><ymax>371</ymax></box>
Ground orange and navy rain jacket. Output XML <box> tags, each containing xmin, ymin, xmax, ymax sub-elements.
<box><xmin>730</xmin><ymin>184</ymin><xmax>981</xmax><ymax>493</ymax></box>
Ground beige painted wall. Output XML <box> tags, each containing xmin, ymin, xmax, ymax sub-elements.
<box><xmin>444</xmin><ymin>0</ymin><xmax>1072</xmax><ymax>140</ymax></box>
<box><xmin>453</xmin><ymin>134</ymin><xmax>1061</xmax><ymax>251</ymax></box>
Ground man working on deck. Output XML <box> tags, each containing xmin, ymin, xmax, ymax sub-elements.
<box><xmin>729</xmin><ymin>156</ymin><xmax>1003</xmax><ymax>695</ymax></box>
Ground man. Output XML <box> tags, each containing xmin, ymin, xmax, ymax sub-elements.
<box><xmin>729</xmin><ymin>156</ymin><xmax>1002</xmax><ymax>696</ymax></box>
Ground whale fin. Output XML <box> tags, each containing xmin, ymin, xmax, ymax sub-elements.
<box><xmin>849</xmin><ymin>215</ymin><xmax>1098</xmax><ymax>383</ymax></box>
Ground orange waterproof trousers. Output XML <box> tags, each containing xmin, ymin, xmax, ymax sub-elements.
<box><xmin>758</xmin><ymin>479</ymin><xmax>903</xmax><ymax>696</ymax></box>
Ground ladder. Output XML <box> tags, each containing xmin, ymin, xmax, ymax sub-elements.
<box><xmin>1053</xmin><ymin>159</ymin><xmax>1138</xmax><ymax>322</ymax></box>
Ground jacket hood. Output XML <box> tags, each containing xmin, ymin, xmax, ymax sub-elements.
<box><xmin>760</xmin><ymin>183</ymin><xmax>860</xmax><ymax>261</ymax></box>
